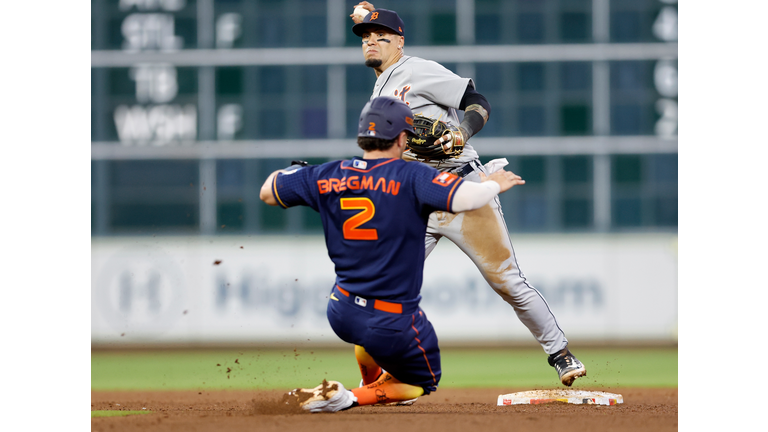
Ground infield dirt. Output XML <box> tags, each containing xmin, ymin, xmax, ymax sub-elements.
<box><xmin>91</xmin><ymin>387</ymin><xmax>677</xmax><ymax>432</ymax></box>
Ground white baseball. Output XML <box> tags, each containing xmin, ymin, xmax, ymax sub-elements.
<box><xmin>353</xmin><ymin>6</ymin><xmax>369</xmax><ymax>20</ymax></box>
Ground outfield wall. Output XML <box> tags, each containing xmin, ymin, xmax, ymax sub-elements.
<box><xmin>91</xmin><ymin>234</ymin><xmax>678</xmax><ymax>345</ymax></box>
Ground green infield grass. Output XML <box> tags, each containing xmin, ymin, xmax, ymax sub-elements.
<box><xmin>91</xmin><ymin>410</ymin><xmax>152</xmax><ymax>418</ymax></box>
<box><xmin>91</xmin><ymin>346</ymin><xmax>676</xmax><ymax>391</ymax></box>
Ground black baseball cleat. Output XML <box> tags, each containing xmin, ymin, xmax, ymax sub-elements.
<box><xmin>548</xmin><ymin>348</ymin><xmax>586</xmax><ymax>387</ymax></box>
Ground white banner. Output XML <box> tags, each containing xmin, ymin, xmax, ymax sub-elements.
<box><xmin>91</xmin><ymin>234</ymin><xmax>678</xmax><ymax>344</ymax></box>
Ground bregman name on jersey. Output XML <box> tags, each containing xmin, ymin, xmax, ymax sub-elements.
<box><xmin>317</xmin><ymin>175</ymin><xmax>401</xmax><ymax>196</ymax></box>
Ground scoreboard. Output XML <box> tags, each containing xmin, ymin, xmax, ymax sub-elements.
<box><xmin>90</xmin><ymin>0</ymin><xmax>677</xmax><ymax>235</ymax></box>
<box><xmin>92</xmin><ymin>0</ymin><xmax>678</xmax><ymax>147</ymax></box>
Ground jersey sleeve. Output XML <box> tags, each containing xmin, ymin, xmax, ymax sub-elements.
<box><xmin>410</xmin><ymin>163</ymin><xmax>465</xmax><ymax>213</ymax></box>
<box><xmin>413</xmin><ymin>60</ymin><xmax>473</xmax><ymax>110</ymax></box>
<box><xmin>271</xmin><ymin>166</ymin><xmax>320</xmax><ymax>211</ymax></box>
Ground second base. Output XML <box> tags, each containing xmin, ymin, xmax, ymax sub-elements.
<box><xmin>497</xmin><ymin>390</ymin><xmax>623</xmax><ymax>406</ymax></box>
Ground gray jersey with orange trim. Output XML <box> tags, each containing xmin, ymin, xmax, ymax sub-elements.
<box><xmin>369</xmin><ymin>55</ymin><xmax>478</xmax><ymax>172</ymax></box>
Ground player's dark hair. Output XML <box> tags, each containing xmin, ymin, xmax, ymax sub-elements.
<box><xmin>357</xmin><ymin>136</ymin><xmax>396</xmax><ymax>152</ymax></box>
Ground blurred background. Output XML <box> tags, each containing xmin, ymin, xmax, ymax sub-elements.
<box><xmin>91</xmin><ymin>0</ymin><xmax>677</xmax><ymax>348</ymax></box>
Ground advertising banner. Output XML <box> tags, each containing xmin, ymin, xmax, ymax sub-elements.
<box><xmin>91</xmin><ymin>234</ymin><xmax>678</xmax><ymax>345</ymax></box>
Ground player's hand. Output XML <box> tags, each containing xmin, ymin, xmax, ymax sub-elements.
<box><xmin>350</xmin><ymin>1</ymin><xmax>375</xmax><ymax>24</ymax></box>
<box><xmin>433</xmin><ymin>134</ymin><xmax>453</xmax><ymax>151</ymax></box>
<box><xmin>479</xmin><ymin>169</ymin><xmax>525</xmax><ymax>194</ymax></box>
<box><xmin>433</xmin><ymin>127</ymin><xmax>468</xmax><ymax>152</ymax></box>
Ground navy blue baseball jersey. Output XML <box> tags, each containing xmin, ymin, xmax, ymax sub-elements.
<box><xmin>270</xmin><ymin>157</ymin><xmax>463</xmax><ymax>301</ymax></box>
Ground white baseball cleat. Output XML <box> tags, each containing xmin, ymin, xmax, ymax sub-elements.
<box><xmin>283</xmin><ymin>380</ymin><xmax>357</xmax><ymax>413</ymax></box>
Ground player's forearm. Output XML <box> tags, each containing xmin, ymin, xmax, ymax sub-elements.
<box><xmin>259</xmin><ymin>170</ymin><xmax>281</xmax><ymax>206</ymax></box>
<box><xmin>459</xmin><ymin>105</ymin><xmax>489</xmax><ymax>141</ymax></box>
<box><xmin>451</xmin><ymin>181</ymin><xmax>500</xmax><ymax>212</ymax></box>
<box><xmin>458</xmin><ymin>86</ymin><xmax>491</xmax><ymax>141</ymax></box>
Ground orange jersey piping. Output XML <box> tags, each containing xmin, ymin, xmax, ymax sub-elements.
<box><xmin>411</xmin><ymin>314</ymin><xmax>437</xmax><ymax>384</ymax></box>
<box><xmin>446</xmin><ymin>178</ymin><xmax>464</xmax><ymax>211</ymax></box>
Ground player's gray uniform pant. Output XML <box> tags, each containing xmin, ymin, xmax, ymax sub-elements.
<box><xmin>425</xmin><ymin>164</ymin><xmax>569</xmax><ymax>355</ymax></box>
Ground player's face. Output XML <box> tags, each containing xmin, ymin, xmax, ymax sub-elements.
<box><xmin>361</xmin><ymin>28</ymin><xmax>402</xmax><ymax>69</ymax></box>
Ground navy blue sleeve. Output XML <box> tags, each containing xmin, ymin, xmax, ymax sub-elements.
<box><xmin>410</xmin><ymin>164</ymin><xmax>464</xmax><ymax>212</ymax></box>
<box><xmin>271</xmin><ymin>166</ymin><xmax>320</xmax><ymax>211</ymax></box>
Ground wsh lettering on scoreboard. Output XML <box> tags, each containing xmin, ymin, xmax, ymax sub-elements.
<box><xmin>113</xmin><ymin>64</ymin><xmax>197</xmax><ymax>143</ymax></box>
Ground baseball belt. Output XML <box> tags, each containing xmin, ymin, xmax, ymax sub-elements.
<box><xmin>332</xmin><ymin>285</ymin><xmax>421</xmax><ymax>315</ymax></box>
<box><xmin>452</xmin><ymin>159</ymin><xmax>481</xmax><ymax>178</ymax></box>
